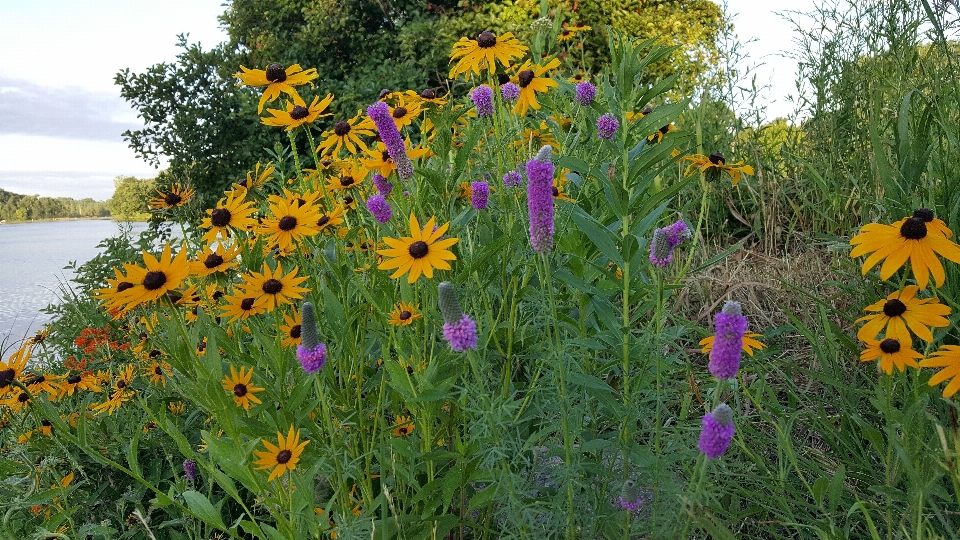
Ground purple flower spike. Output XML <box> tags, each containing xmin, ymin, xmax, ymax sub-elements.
<box><xmin>372</xmin><ymin>173</ymin><xmax>393</xmax><ymax>196</ymax></box>
<box><xmin>575</xmin><ymin>81</ymin><xmax>596</xmax><ymax>106</ymax></box>
<box><xmin>471</xmin><ymin>181</ymin><xmax>489</xmax><ymax>210</ymax></box>
<box><xmin>527</xmin><ymin>145</ymin><xmax>555</xmax><ymax>254</ymax></box>
<box><xmin>297</xmin><ymin>342</ymin><xmax>327</xmax><ymax>374</ymax></box>
<box><xmin>503</xmin><ymin>170</ymin><xmax>523</xmax><ymax>187</ymax></box>
<box><xmin>367</xmin><ymin>101</ymin><xmax>414</xmax><ymax>181</ymax></box>
<box><xmin>366</xmin><ymin>194</ymin><xmax>393</xmax><ymax>223</ymax></box>
<box><xmin>708</xmin><ymin>301</ymin><xmax>748</xmax><ymax>379</ymax></box>
<box><xmin>649</xmin><ymin>219</ymin><xmax>690</xmax><ymax>267</ymax></box>
<box><xmin>501</xmin><ymin>82</ymin><xmax>520</xmax><ymax>102</ymax></box>
<box><xmin>443</xmin><ymin>315</ymin><xmax>478</xmax><ymax>352</ymax></box>
<box><xmin>183</xmin><ymin>459</ymin><xmax>196</xmax><ymax>482</ymax></box>
<box><xmin>698</xmin><ymin>403</ymin><xmax>735</xmax><ymax>459</ymax></box>
<box><xmin>471</xmin><ymin>85</ymin><xmax>494</xmax><ymax>117</ymax></box>
<box><xmin>597</xmin><ymin>113</ymin><xmax>619</xmax><ymax>140</ymax></box>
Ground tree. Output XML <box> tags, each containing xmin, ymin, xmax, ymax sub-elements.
<box><xmin>108</xmin><ymin>176</ymin><xmax>155</xmax><ymax>221</ymax></box>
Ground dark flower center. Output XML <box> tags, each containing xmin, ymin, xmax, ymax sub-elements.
<box><xmin>477</xmin><ymin>30</ymin><xmax>497</xmax><ymax>48</ymax></box>
<box><xmin>290</xmin><ymin>105</ymin><xmax>310</xmax><ymax>120</ymax></box>
<box><xmin>164</xmin><ymin>192</ymin><xmax>182</xmax><ymax>206</ymax></box>
<box><xmin>117</xmin><ymin>380</ymin><xmax>126</xmax><ymax>389</ymax></box>
<box><xmin>0</xmin><ymin>369</ymin><xmax>14</xmax><ymax>388</ymax></box>
<box><xmin>198</xmin><ymin>341</ymin><xmax>207</xmax><ymax>351</ymax></box>
<box><xmin>398</xmin><ymin>426</ymin><xmax>409</xmax><ymax>435</ymax></box>
<box><xmin>276</xmin><ymin>449</ymin><xmax>293</xmax><ymax>464</ymax></box>
<box><xmin>879</xmin><ymin>338</ymin><xmax>901</xmax><ymax>353</ymax></box>
<box><xmin>149</xmin><ymin>349</ymin><xmax>161</xmax><ymax>358</ymax></box>
<box><xmin>117</xmin><ymin>281</ymin><xmax>134</xmax><ymax>292</ymax></box>
<box><xmin>518</xmin><ymin>70</ymin><xmax>535</xmax><ymax>88</ymax></box>
<box><xmin>343</xmin><ymin>195</ymin><xmax>354</xmax><ymax>205</ymax></box>
<box><xmin>334</xmin><ymin>121</ymin><xmax>351</xmax><ymax>136</ymax></box>
<box><xmin>659</xmin><ymin>125</ymin><xmax>671</xmax><ymax>135</ymax></box>
<box><xmin>900</xmin><ymin>217</ymin><xmax>927</xmax><ymax>240</ymax></box>
<box><xmin>139</xmin><ymin>331</ymin><xmax>148</xmax><ymax>340</ymax></box>
<box><xmin>321</xmin><ymin>159</ymin><xmax>332</xmax><ymax>167</ymax></box>
<box><xmin>573</xmin><ymin>74</ymin><xmax>583</xmax><ymax>81</ymax></box>
<box><xmin>399</xmin><ymin>310</ymin><xmax>412</xmax><ymax>320</ymax></box>
<box><xmin>340</xmin><ymin>176</ymin><xmax>355</xmax><ymax>187</ymax></box>
<box><xmin>263</xmin><ymin>279</ymin><xmax>283</xmax><ymax>294</ymax></box>
<box><xmin>42</xmin><ymin>419</ymin><xmax>52</xmax><ymax>427</ymax></box>
<box><xmin>210</xmin><ymin>208</ymin><xmax>232</xmax><ymax>227</ymax></box>
<box><xmin>883</xmin><ymin>299</ymin><xmax>907</xmax><ymax>317</ymax></box>
<box><xmin>18</xmin><ymin>393</ymin><xmax>29</xmax><ymax>403</ymax></box>
<box><xmin>204</xmin><ymin>253</ymin><xmax>224</xmax><ymax>269</ymax></box>
<box><xmin>382</xmin><ymin>150</ymin><xmax>391</xmax><ymax>162</ymax></box>
<box><xmin>421</xmin><ymin>88</ymin><xmax>436</xmax><ymax>99</ymax></box>
<box><xmin>913</xmin><ymin>208</ymin><xmax>934</xmax><ymax>222</ymax></box>
<box><xmin>238</xmin><ymin>179</ymin><xmax>248</xmax><ymax>187</ymax></box>
<box><xmin>393</xmin><ymin>106</ymin><xmax>407</xmax><ymax>119</ymax></box>
<box><xmin>317</xmin><ymin>215</ymin><xmax>331</xmax><ymax>227</ymax></box>
<box><xmin>265</xmin><ymin>64</ymin><xmax>287</xmax><ymax>83</ymax></box>
<box><xmin>212</xmin><ymin>290</ymin><xmax>224</xmax><ymax>301</ymax></box>
<box><xmin>155</xmin><ymin>366</ymin><xmax>164</xmax><ymax>375</ymax></box>
<box><xmin>552</xmin><ymin>186</ymin><xmax>559</xmax><ymax>197</ymax></box>
<box><xmin>67</xmin><ymin>375</ymin><xmax>82</xmax><ymax>384</ymax></box>
<box><xmin>497</xmin><ymin>73</ymin><xmax>510</xmax><ymax>85</ymax></box>
<box><xmin>279</xmin><ymin>216</ymin><xmax>298</xmax><ymax>231</ymax></box>
<box><xmin>233</xmin><ymin>383</ymin><xmax>247</xmax><ymax>397</ymax></box>
<box><xmin>143</xmin><ymin>271</ymin><xmax>167</xmax><ymax>291</ymax></box>
<box><xmin>561</xmin><ymin>30</ymin><xmax>571</xmax><ymax>37</ymax></box>
<box><xmin>708</xmin><ymin>152</ymin><xmax>726</xmax><ymax>165</ymax></box>
<box><xmin>408</xmin><ymin>241</ymin><xmax>429</xmax><ymax>259</ymax></box>
<box><xmin>290</xmin><ymin>324</ymin><xmax>302</xmax><ymax>338</ymax></box>
<box><xmin>167</xmin><ymin>290</ymin><xmax>183</xmax><ymax>303</ymax></box>
<box><xmin>294</xmin><ymin>198</ymin><xmax>306</xmax><ymax>207</ymax></box>
<box><xmin>642</xmin><ymin>107</ymin><xmax>653</xmax><ymax>115</ymax></box>
<box><xmin>379</xmin><ymin>88</ymin><xmax>392</xmax><ymax>99</ymax></box>
<box><xmin>240</xmin><ymin>298</ymin><xmax>256</xmax><ymax>310</ymax></box>
<box><xmin>27</xmin><ymin>375</ymin><xmax>44</xmax><ymax>386</ymax></box>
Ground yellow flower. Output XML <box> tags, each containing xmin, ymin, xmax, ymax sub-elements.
<box><xmin>856</xmin><ymin>286</ymin><xmax>950</xmax><ymax>345</ymax></box>
<box><xmin>261</xmin><ymin>94</ymin><xmax>334</xmax><ymax>131</ymax></box>
<box><xmin>191</xmin><ymin>242</ymin><xmax>242</xmax><ymax>277</ymax></box>
<box><xmin>239</xmin><ymin>263</ymin><xmax>310</xmax><ymax>312</ymax></box>
<box><xmin>558</xmin><ymin>24</ymin><xmax>591</xmax><ymax>42</ymax></box>
<box><xmin>127</xmin><ymin>244</ymin><xmax>193</xmax><ymax>308</ymax></box>
<box><xmin>236</xmin><ymin>161</ymin><xmax>276</xmax><ymax>190</ymax></box>
<box><xmin>280</xmin><ymin>311</ymin><xmax>302</xmax><ymax>348</ymax></box>
<box><xmin>235</xmin><ymin>63</ymin><xmax>319</xmax><ymax>113</ymax></box>
<box><xmin>168</xmin><ymin>401</ymin><xmax>186</xmax><ymax>415</ymax></box>
<box><xmin>920</xmin><ymin>345</ymin><xmax>960</xmax><ymax>398</ymax></box>
<box><xmin>449</xmin><ymin>31</ymin><xmax>528</xmax><ymax>79</ymax></box>
<box><xmin>377</xmin><ymin>214</ymin><xmax>459</xmax><ymax>283</ymax></box>
<box><xmin>222</xmin><ymin>366</ymin><xmax>264</xmax><ymax>411</ymax></box>
<box><xmin>219</xmin><ymin>292</ymin><xmax>268</xmax><ymax>323</ymax></box>
<box><xmin>388</xmin><ymin>302</ymin><xmax>422</xmax><ymax>327</ymax></box>
<box><xmin>149</xmin><ymin>183</ymin><xmax>195</xmax><ymax>210</ymax></box>
<box><xmin>359</xmin><ymin>141</ymin><xmax>430</xmax><ymax>179</ymax></box>
<box><xmin>0</xmin><ymin>343</ymin><xmax>32</xmax><ymax>398</ymax></box>
<box><xmin>679</xmin><ymin>152</ymin><xmax>755</xmax><ymax>185</ymax></box>
<box><xmin>259</xmin><ymin>197</ymin><xmax>321</xmax><ymax>252</ymax></box>
<box><xmin>392</xmin><ymin>415</ymin><xmax>415</xmax><ymax>437</ymax></box>
<box><xmin>387</xmin><ymin>93</ymin><xmax>423</xmax><ymax>130</ymax></box>
<box><xmin>143</xmin><ymin>360</ymin><xmax>172</xmax><ymax>387</ymax></box>
<box><xmin>511</xmin><ymin>58</ymin><xmax>561</xmax><ymax>117</ymax></box>
<box><xmin>860</xmin><ymin>338</ymin><xmax>922</xmax><ymax>375</ymax></box>
<box><xmin>200</xmin><ymin>190</ymin><xmax>257</xmax><ymax>244</ymax></box>
<box><xmin>253</xmin><ymin>425</ymin><xmax>310</xmax><ymax>482</ymax></box>
<box><xmin>316</xmin><ymin>111</ymin><xmax>376</xmax><ymax>157</ymax></box>
<box><xmin>699</xmin><ymin>332</ymin><xmax>766</xmax><ymax>357</ymax></box>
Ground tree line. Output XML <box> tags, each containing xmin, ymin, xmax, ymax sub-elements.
<box><xmin>0</xmin><ymin>188</ymin><xmax>111</xmax><ymax>222</ymax></box>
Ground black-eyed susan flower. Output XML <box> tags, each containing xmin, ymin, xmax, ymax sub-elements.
<box><xmin>315</xmin><ymin>205</ymin><xmax>346</xmax><ymax>234</ymax></box>
<box><xmin>679</xmin><ymin>152</ymin><xmax>755</xmax><ymax>185</ymax></box>
<box><xmin>558</xmin><ymin>24</ymin><xmax>591</xmax><ymax>41</ymax></box>
<box><xmin>261</xmin><ymin>94</ymin><xmax>334</xmax><ymax>131</ymax></box>
<box><xmin>0</xmin><ymin>343</ymin><xmax>31</xmax><ymax>397</ymax></box>
<box><xmin>191</xmin><ymin>242</ymin><xmax>241</xmax><ymax>277</ymax></box>
<box><xmin>700</xmin><ymin>332</ymin><xmax>766</xmax><ymax>357</ymax></box>
<box><xmin>860</xmin><ymin>338</ymin><xmax>922</xmax><ymax>375</ymax></box>
<box><xmin>253</xmin><ymin>425</ymin><xmax>310</xmax><ymax>482</ymax></box>
<box><xmin>57</xmin><ymin>371</ymin><xmax>102</xmax><ymax>399</ymax></box>
<box><xmin>552</xmin><ymin>175</ymin><xmax>576</xmax><ymax>203</ymax></box>
<box><xmin>359</xmin><ymin>141</ymin><xmax>430</xmax><ymax>179</ymax></box>
<box><xmin>377</xmin><ymin>214</ymin><xmax>459</xmax><ymax>283</ymax></box>
<box><xmin>392</xmin><ymin>415</ymin><xmax>415</xmax><ymax>437</ymax></box>
<box><xmin>25</xmin><ymin>372</ymin><xmax>63</xmax><ymax>397</ymax></box>
<box><xmin>149</xmin><ymin>184</ymin><xmax>195</xmax><ymax>210</ymax></box>
<box><xmin>92</xmin><ymin>264</ymin><xmax>146</xmax><ymax>315</ymax></box>
<box><xmin>920</xmin><ymin>346</ymin><xmax>960</xmax><ymax>398</ymax></box>
<box><xmin>168</xmin><ymin>401</ymin><xmax>185</xmax><ymax>415</ymax></box>
<box><xmin>317</xmin><ymin>111</ymin><xmax>376</xmax><ymax>157</ymax></box>
<box><xmin>28</xmin><ymin>328</ymin><xmax>49</xmax><ymax>346</ymax></box>
<box><xmin>236</xmin><ymin>161</ymin><xmax>276</xmax><ymax>190</ymax></box>
<box><xmin>388</xmin><ymin>94</ymin><xmax>423</xmax><ymax>130</ymax></box>
<box><xmin>856</xmin><ymin>286</ymin><xmax>950</xmax><ymax>344</ymax></box>
<box><xmin>449</xmin><ymin>31</ymin><xmax>528</xmax><ymax>79</ymax></box>
<box><xmin>280</xmin><ymin>311</ymin><xmax>302</xmax><ymax>348</ymax></box>
<box><xmin>849</xmin><ymin>209</ymin><xmax>960</xmax><ymax>289</ymax></box>
<box><xmin>388</xmin><ymin>302</ymin><xmax>422</xmax><ymax>327</ymax></box>
<box><xmin>201</xmin><ymin>191</ymin><xmax>258</xmax><ymax>244</ymax></box>
<box><xmin>222</xmin><ymin>366</ymin><xmax>264</xmax><ymax>411</ymax></box>
<box><xmin>235</xmin><ymin>63</ymin><xmax>319</xmax><ymax>113</ymax></box>
<box><xmin>143</xmin><ymin>360</ymin><xmax>172</xmax><ymax>387</ymax></box>
<box><xmin>260</xmin><ymin>197</ymin><xmax>321</xmax><ymax>252</ymax></box>
<box><xmin>511</xmin><ymin>58</ymin><xmax>561</xmax><ymax>117</ymax></box>
<box><xmin>127</xmin><ymin>244</ymin><xmax>192</xmax><ymax>308</ymax></box>
<box><xmin>324</xmin><ymin>162</ymin><xmax>368</xmax><ymax>195</ymax></box>
<box><xmin>239</xmin><ymin>263</ymin><xmax>310</xmax><ymax>312</ymax></box>
<box><xmin>648</xmin><ymin>124</ymin><xmax>676</xmax><ymax>144</ymax></box>
<box><xmin>220</xmin><ymin>292</ymin><xmax>267</xmax><ymax>323</ymax></box>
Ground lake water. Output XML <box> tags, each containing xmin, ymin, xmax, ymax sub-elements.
<box><xmin>0</xmin><ymin>220</ymin><xmax>148</xmax><ymax>344</ymax></box>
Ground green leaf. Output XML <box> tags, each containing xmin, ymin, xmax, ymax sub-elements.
<box><xmin>182</xmin><ymin>490</ymin><xmax>226</xmax><ymax>530</ymax></box>
<box><xmin>570</xmin><ymin>207</ymin><xmax>622</xmax><ymax>266</ymax></box>
<box><xmin>126</xmin><ymin>428</ymin><xmax>142</xmax><ymax>478</ymax></box>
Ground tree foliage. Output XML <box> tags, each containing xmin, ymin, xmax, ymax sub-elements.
<box><xmin>107</xmin><ymin>176</ymin><xmax>156</xmax><ymax>221</ymax></box>
<box><xmin>0</xmin><ymin>188</ymin><xmax>110</xmax><ymax>222</ymax></box>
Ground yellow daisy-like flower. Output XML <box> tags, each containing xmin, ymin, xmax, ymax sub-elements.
<box><xmin>222</xmin><ymin>366</ymin><xmax>264</xmax><ymax>411</ymax></box>
<box><xmin>169</xmin><ymin>401</ymin><xmax>186</xmax><ymax>415</ymax></box>
<box><xmin>679</xmin><ymin>152</ymin><xmax>755</xmax><ymax>186</ymax></box>
<box><xmin>143</xmin><ymin>360</ymin><xmax>173</xmax><ymax>387</ymax></box>
<box><xmin>28</xmin><ymin>328</ymin><xmax>50</xmax><ymax>346</ymax></box>
<box><xmin>860</xmin><ymin>338</ymin><xmax>922</xmax><ymax>375</ymax></box>
<box><xmin>648</xmin><ymin>123</ymin><xmax>676</xmax><ymax>144</ymax></box>
<box><xmin>558</xmin><ymin>24</ymin><xmax>591</xmax><ymax>42</ymax></box>
<box><xmin>511</xmin><ymin>58</ymin><xmax>561</xmax><ymax>117</ymax></box>
<box><xmin>149</xmin><ymin>183</ymin><xmax>195</xmax><ymax>210</ymax></box>
<box><xmin>392</xmin><ymin>415</ymin><xmax>415</xmax><ymax>437</ymax></box>
<box><xmin>220</xmin><ymin>292</ymin><xmax>268</xmax><ymax>323</ymax></box>
<box><xmin>920</xmin><ymin>345</ymin><xmax>960</xmax><ymax>398</ymax></box>
<box><xmin>449</xmin><ymin>30</ymin><xmax>528</xmax><ymax>79</ymax></box>
<box><xmin>0</xmin><ymin>343</ymin><xmax>32</xmax><ymax>398</ymax></box>
<box><xmin>377</xmin><ymin>214</ymin><xmax>459</xmax><ymax>283</ymax></box>
<box><xmin>552</xmin><ymin>175</ymin><xmax>576</xmax><ymax>203</ymax></box>
<box><xmin>261</xmin><ymin>94</ymin><xmax>334</xmax><ymax>131</ymax></box>
<box><xmin>236</xmin><ymin>161</ymin><xmax>276</xmax><ymax>190</ymax></box>
<box><xmin>388</xmin><ymin>93</ymin><xmax>423</xmax><ymax>130</ymax></box>
<box><xmin>388</xmin><ymin>302</ymin><xmax>422</xmax><ymax>326</ymax></box>
<box><xmin>315</xmin><ymin>205</ymin><xmax>347</xmax><ymax>234</ymax></box>
<box><xmin>253</xmin><ymin>425</ymin><xmax>310</xmax><ymax>482</ymax></box>
<box><xmin>191</xmin><ymin>242</ymin><xmax>242</xmax><ymax>277</ymax></box>
<box><xmin>849</xmin><ymin>209</ymin><xmax>960</xmax><ymax>290</ymax></box>
<box><xmin>128</xmin><ymin>244</ymin><xmax>192</xmax><ymax>308</ymax></box>
<box><xmin>201</xmin><ymin>190</ymin><xmax>258</xmax><ymax>244</ymax></box>
<box><xmin>359</xmin><ymin>141</ymin><xmax>431</xmax><ymax>179</ymax></box>
<box><xmin>856</xmin><ymin>286</ymin><xmax>950</xmax><ymax>344</ymax></box>
<box><xmin>239</xmin><ymin>263</ymin><xmax>310</xmax><ymax>312</ymax></box>
<box><xmin>699</xmin><ymin>332</ymin><xmax>766</xmax><ymax>357</ymax></box>
<box><xmin>56</xmin><ymin>371</ymin><xmax>102</xmax><ymax>399</ymax></box>
<box><xmin>259</xmin><ymin>197</ymin><xmax>321</xmax><ymax>252</ymax></box>
<box><xmin>513</xmin><ymin>124</ymin><xmax>560</xmax><ymax>153</ymax></box>
<box><xmin>280</xmin><ymin>311</ymin><xmax>302</xmax><ymax>348</ymax></box>
<box><xmin>324</xmin><ymin>162</ymin><xmax>368</xmax><ymax>195</ymax></box>
<box><xmin>235</xmin><ymin>63</ymin><xmax>319</xmax><ymax>113</ymax></box>
<box><xmin>316</xmin><ymin>111</ymin><xmax>376</xmax><ymax>157</ymax></box>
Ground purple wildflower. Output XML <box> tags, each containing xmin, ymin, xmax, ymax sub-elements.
<box><xmin>501</xmin><ymin>82</ymin><xmax>520</xmax><ymax>102</ymax></box>
<box><xmin>597</xmin><ymin>113</ymin><xmax>619</xmax><ymax>140</ymax></box>
<box><xmin>471</xmin><ymin>85</ymin><xmax>494</xmax><ymax>117</ymax></box>
<box><xmin>574</xmin><ymin>81</ymin><xmax>596</xmax><ymax>106</ymax></box>
<box><xmin>527</xmin><ymin>145</ymin><xmax>555</xmax><ymax>254</ymax></box>
<box><xmin>649</xmin><ymin>219</ymin><xmax>690</xmax><ymax>266</ymax></box>
<box><xmin>366</xmin><ymin>194</ymin><xmax>393</xmax><ymax>223</ymax></box>
<box><xmin>471</xmin><ymin>181</ymin><xmax>489</xmax><ymax>210</ymax></box>
<box><xmin>372</xmin><ymin>173</ymin><xmax>393</xmax><ymax>196</ymax></box>
<box><xmin>698</xmin><ymin>403</ymin><xmax>735</xmax><ymax>459</ymax></box>
<box><xmin>503</xmin><ymin>170</ymin><xmax>523</xmax><ymax>187</ymax></box>
<box><xmin>443</xmin><ymin>315</ymin><xmax>478</xmax><ymax>352</ymax></box>
<box><xmin>297</xmin><ymin>342</ymin><xmax>327</xmax><ymax>374</ymax></box>
<box><xmin>367</xmin><ymin>101</ymin><xmax>414</xmax><ymax>181</ymax></box>
<box><xmin>708</xmin><ymin>301</ymin><xmax>748</xmax><ymax>379</ymax></box>
<box><xmin>183</xmin><ymin>459</ymin><xmax>196</xmax><ymax>482</ymax></box>
<box><xmin>663</xmin><ymin>219</ymin><xmax>691</xmax><ymax>247</ymax></box>
<box><xmin>618</xmin><ymin>480</ymin><xmax>644</xmax><ymax>512</ymax></box>
<box><xmin>297</xmin><ymin>302</ymin><xmax>327</xmax><ymax>374</ymax></box>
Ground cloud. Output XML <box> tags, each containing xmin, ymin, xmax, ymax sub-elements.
<box><xmin>0</xmin><ymin>77</ymin><xmax>145</xmax><ymax>141</ymax></box>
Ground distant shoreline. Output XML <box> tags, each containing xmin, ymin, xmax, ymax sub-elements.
<box><xmin>0</xmin><ymin>217</ymin><xmax>149</xmax><ymax>224</ymax></box>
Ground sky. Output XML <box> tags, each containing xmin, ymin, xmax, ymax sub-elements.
<box><xmin>0</xmin><ymin>0</ymin><xmax>815</xmax><ymax>202</ymax></box>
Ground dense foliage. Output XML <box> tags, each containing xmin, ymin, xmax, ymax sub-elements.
<box><xmin>0</xmin><ymin>188</ymin><xmax>110</xmax><ymax>222</ymax></box>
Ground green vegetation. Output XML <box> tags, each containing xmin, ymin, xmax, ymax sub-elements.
<box><xmin>107</xmin><ymin>176</ymin><xmax>156</xmax><ymax>222</ymax></box>
<box><xmin>0</xmin><ymin>188</ymin><xmax>110</xmax><ymax>222</ymax></box>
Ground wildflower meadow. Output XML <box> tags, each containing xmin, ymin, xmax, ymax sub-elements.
<box><xmin>4</xmin><ymin>1</ymin><xmax>960</xmax><ymax>538</ymax></box>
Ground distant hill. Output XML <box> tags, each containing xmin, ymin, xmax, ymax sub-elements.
<box><xmin>0</xmin><ymin>187</ymin><xmax>111</xmax><ymax>222</ymax></box>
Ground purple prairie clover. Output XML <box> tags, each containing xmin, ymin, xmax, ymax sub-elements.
<box><xmin>183</xmin><ymin>459</ymin><xmax>197</xmax><ymax>482</ymax></box>
<box><xmin>297</xmin><ymin>342</ymin><xmax>328</xmax><ymax>373</ymax></box>
<box><xmin>297</xmin><ymin>302</ymin><xmax>328</xmax><ymax>374</ymax></box>
<box><xmin>471</xmin><ymin>181</ymin><xmax>489</xmax><ymax>210</ymax></box>
<box><xmin>527</xmin><ymin>145</ymin><xmax>555</xmax><ymax>254</ymax></box>
<box><xmin>503</xmin><ymin>170</ymin><xmax>523</xmax><ymax>187</ymax></box>
<box><xmin>663</xmin><ymin>219</ymin><xmax>691</xmax><ymax>248</ymax></box>
<box><xmin>501</xmin><ymin>82</ymin><xmax>520</xmax><ymax>102</ymax></box>
<box><xmin>618</xmin><ymin>480</ymin><xmax>644</xmax><ymax>513</ymax></box>
<box><xmin>649</xmin><ymin>219</ymin><xmax>691</xmax><ymax>267</ymax></box>
<box><xmin>367</xmin><ymin>101</ymin><xmax>414</xmax><ymax>181</ymax></box>
<box><xmin>372</xmin><ymin>173</ymin><xmax>393</xmax><ymax>196</ymax></box>
<box><xmin>471</xmin><ymin>85</ymin><xmax>494</xmax><ymax>117</ymax></box>
<box><xmin>708</xmin><ymin>301</ymin><xmax>748</xmax><ymax>379</ymax></box>
<box><xmin>366</xmin><ymin>194</ymin><xmax>393</xmax><ymax>223</ymax></box>
<box><xmin>443</xmin><ymin>315</ymin><xmax>478</xmax><ymax>352</ymax></box>
<box><xmin>574</xmin><ymin>81</ymin><xmax>596</xmax><ymax>106</ymax></box>
<box><xmin>597</xmin><ymin>113</ymin><xmax>619</xmax><ymax>140</ymax></box>
<box><xmin>698</xmin><ymin>403</ymin><xmax>735</xmax><ymax>459</ymax></box>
